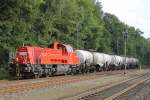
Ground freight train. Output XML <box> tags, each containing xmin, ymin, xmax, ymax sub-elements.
<box><xmin>9</xmin><ymin>41</ymin><xmax>139</xmax><ymax>78</ymax></box>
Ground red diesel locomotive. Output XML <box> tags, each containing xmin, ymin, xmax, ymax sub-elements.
<box><xmin>9</xmin><ymin>42</ymin><xmax>79</xmax><ymax>78</ymax></box>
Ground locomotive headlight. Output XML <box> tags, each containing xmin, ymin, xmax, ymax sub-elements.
<box><xmin>19</xmin><ymin>52</ymin><xmax>27</xmax><ymax>56</ymax></box>
<box><xmin>25</xmin><ymin>67</ymin><xmax>28</xmax><ymax>71</ymax></box>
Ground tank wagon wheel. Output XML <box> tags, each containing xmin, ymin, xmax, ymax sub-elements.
<box><xmin>96</xmin><ymin>67</ymin><xmax>99</xmax><ymax>72</ymax></box>
<box><xmin>87</xmin><ymin>67</ymin><xmax>91</xmax><ymax>73</ymax></box>
<box><xmin>84</xmin><ymin>63</ymin><xmax>89</xmax><ymax>74</ymax></box>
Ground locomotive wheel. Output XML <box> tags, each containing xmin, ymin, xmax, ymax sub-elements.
<box><xmin>44</xmin><ymin>73</ymin><xmax>49</xmax><ymax>78</ymax></box>
<box><xmin>34</xmin><ymin>74</ymin><xmax>40</xmax><ymax>79</ymax></box>
<box><xmin>71</xmin><ymin>67</ymin><xmax>76</xmax><ymax>75</ymax></box>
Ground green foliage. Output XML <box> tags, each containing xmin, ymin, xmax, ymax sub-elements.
<box><xmin>0</xmin><ymin>47</ymin><xmax>9</xmax><ymax>79</ymax></box>
<box><xmin>0</xmin><ymin>0</ymin><xmax>150</xmax><ymax>79</ymax></box>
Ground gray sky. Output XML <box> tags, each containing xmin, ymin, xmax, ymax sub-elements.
<box><xmin>99</xmin><ymin>0</ymin><xmax>150</xmax><ymax>38</ymax></box>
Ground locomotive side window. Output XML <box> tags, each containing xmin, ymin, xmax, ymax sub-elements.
<box><xmin>65</xmin><ymin>45</ymin><xmax>73</xmax><ymax>53</ymax></box>
<box><xmin>58</xmin><ymin>44</ymin><xmax>67</xmax><ymax>54</ymax></box>
<box><xmin>56</xmin><ymin>44</ymin><xmax>61</xmax><ymax>50</ymax></box>
<box><xmin>63</xmin><ymin>47</ymin><xmax>67</xmax><ymax>52</ymax></box>
<box><xmin>58</xmin><ymin>44</ymin><xmax>63</xmax><ymax>50</ymax></box>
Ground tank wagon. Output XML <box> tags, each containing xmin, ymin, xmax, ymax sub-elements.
<box><xmin>93</xmin><ymin>53</ymin><xmax>112</xmax><ymax>71</ymax></box>
<box><xmin>112</xmin><ymin>55</ymin><xmax>124</xmax><ymax>70</ymax></box>
<box><xmin>76</xmin><ymin>50</ymin><xmax>94</xmax><ymax>73</ymax></box>
<box><xmin>9</xmin><ymin>41</ymin><xmax>139</xmax><ymax>79</ymax></box>
<box><xmin>126</xmin><ymin>57</ymin><xmax>139</xmax><ymax>69</ymax></box>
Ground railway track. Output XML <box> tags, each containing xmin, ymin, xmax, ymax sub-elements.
<box><xmin>0</xmin><ymin>75</ymin><xmax>96</xmax><ymax>94</ymax></box>
<box><xmin>0</xmin><ymin>70</ymin><xmax>139</xmax><ymax>95</ymax></box>
<box><xmin>67</xmin><ymin>72</ymin><xmax>150</xmax><ymax>100</ymax></box>
<box><xmin>0</xmin><ymin>70</ymin><xmax>128</xmax><ymax>86</ymax></box>
<box><xmin>0</xmin><ymin>69</ymin><xmax>147</xmax><ymax>96</ymax></box>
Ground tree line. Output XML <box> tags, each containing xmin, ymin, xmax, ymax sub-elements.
<box><xmin>0</xmin><ymin>0</ymin><xmax>150</xmax><ymax>79</ymax></box>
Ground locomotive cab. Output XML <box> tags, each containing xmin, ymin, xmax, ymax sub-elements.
<box><xmin>48</xmin><ymin>42</ymin><xmax>70</xmax><ymax>54</ymax></box>
<box><xmin>48</xmin><ymin>41</ymin><xmax>75</xmax><ymax>58</ymax></box>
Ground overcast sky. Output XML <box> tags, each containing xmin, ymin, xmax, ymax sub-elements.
<box><xmin>99</xmin><ymin>0</ymin><xmax>150</xmax><ymax>38</ymax></box>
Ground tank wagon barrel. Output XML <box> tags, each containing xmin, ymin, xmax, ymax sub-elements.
<box><xmin>76</xmin><ymin>50</ymin><xmax>94</xmax><ymax>73</ymax></box>
<box><xmin>93</xmin><ymin>52</ymin><xmax>107</xmax><ymax>71</ymax></box>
